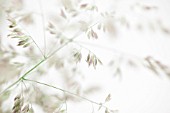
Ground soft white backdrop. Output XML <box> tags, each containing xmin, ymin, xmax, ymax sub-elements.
<box><xmin>1</xmin><ymin>0</ymin><xmax>170</xmax><ymax>113</ymax></box>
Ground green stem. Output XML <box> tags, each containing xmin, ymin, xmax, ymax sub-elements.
<box><xmin>0</xmin><ymin>59</ymin><xmax>45</xmax><ymax>95</ymax></box>
<box><xmin>0</xmin><ymin>31</ymin><xmax>80</xmax><ymax>96</ymax></box>
<box><xmin>22</xmin><ymin>59</ymin><xmax>46</xmax><ymax>78</ymax></box>
<box><xmin>0</xmin><ymin>79</ymin><xmax>21</xmax><ymax>95</ymax></box>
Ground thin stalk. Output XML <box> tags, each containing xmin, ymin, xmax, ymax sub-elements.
<box><xmin>47</xmin><ymin>31</ymin><xmax>81</xmax><ymax>59</ymax></box>
<box><xmin>17</xmin><ymin>23</ymin><xmax>45</xmax><ymax>58</ymax></box>
<box><xmin>23</xmin><ymin>78</ymin><xmax>117</xmax><ymax>112</ymax></box>
<box><xmin>0</xmin><ymin>59</ymin><xmax>45</xmax><ymax>95</ymax></box>
<box><xmin>46</xmin><ymin>20</ymin><xmax>70</xmax><ymax>56</ymax></box>
<box><xmin>0</xmin><ymin>79</ymin><xmax>21</xmax><ymax>95</ymax></box>
<box><xmin>30</xmin><ymin>35</ymin><xmax>46</xmax><ymax>58</ymax></box>
<box><xmin>39</xmin><ymin>0</ymin><xmax>46</xmax><ymax>56</ymax></box>
<box><xmin>21</xmin><ymin>59</ymin><xmax>46</xmax><ymax>78</ymax></box>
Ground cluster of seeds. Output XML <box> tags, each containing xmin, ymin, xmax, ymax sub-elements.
<box><xmin>7</xmin><ymin>17</ymin><xmax>31</xmax><ymax>48</ymax></box>
<box><xmin>12</xmin><ymin>94</ymin><xmax>34</xmax><ymax>113</ymax></box>
<box><xmin>87</xmin><ymin>29</ymin><xmax>98</xmax><ymax>39</ymax></box>
<box><xmin>73</xmin><ymin>51</ymin><xmax>82</xmax><ymax>63</ymax></box>
<box><xmin>86</xmin><ymin>53</ymin><xmax>102</xmax><ymax>69</ymax></box>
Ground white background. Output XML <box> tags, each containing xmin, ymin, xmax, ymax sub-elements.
<box><xmin>1</xmin><ymin>0</ymin><xmax>170</xmax><ymax>113</ymax></box>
